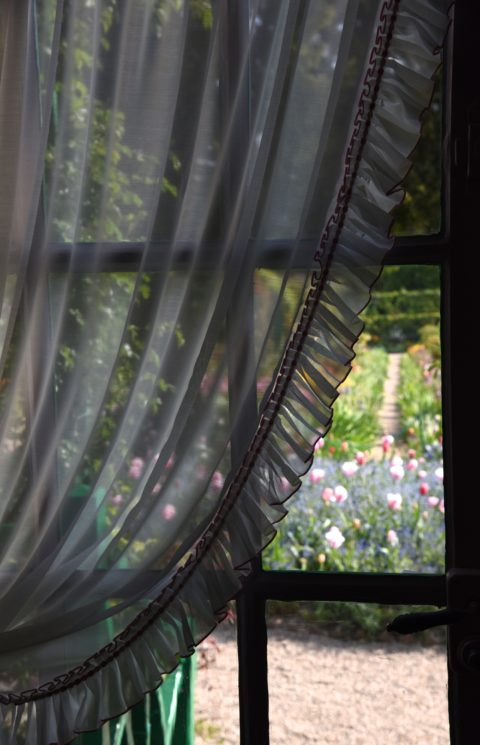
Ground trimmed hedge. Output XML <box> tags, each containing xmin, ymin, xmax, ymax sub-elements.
<box><xmin>364</xmin><ymin>288</ymin><xmax>440</xmax><ymax>351</ymax></box>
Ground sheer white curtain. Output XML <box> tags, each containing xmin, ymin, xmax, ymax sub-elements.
<box><xmin>0</xmin><ymin>0</ymin><xmax>447</xmax><ymax>742</ymax></box>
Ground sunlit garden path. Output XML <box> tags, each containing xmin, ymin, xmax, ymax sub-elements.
<box><xmin>378</xmin><ymin>352</ymin><xmax>403</xmax><ymax>437</ymax></box>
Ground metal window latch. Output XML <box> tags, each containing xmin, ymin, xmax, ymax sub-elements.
<box><xmin>389</xmin><ymin>571</ymin><xmax>480</xmax><ymax>679</ymax></box>
<box><xmin>387</xmin><ymin>607</ymin><xmax>473</xmax><ymax>635</ymax></box>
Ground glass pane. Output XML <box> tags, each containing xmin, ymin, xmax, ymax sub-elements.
<box><xmin>264</xmin><ymin>266</ymin><xmax>445</xmax><ymax>573</ymax></box>
<box><xmin>194</xmin><ymin>609</ymin><xmax>240</xmax><ymax>745</ymax></box>
<box><xmin>267</xmin><ymin>601</ymin><xmax>449</xmax><ymax>745</ymax></box>
<box><xmin>392</xmin><ymin>72</ymin><xmax>443</xmax><ymax>236</ymax></box>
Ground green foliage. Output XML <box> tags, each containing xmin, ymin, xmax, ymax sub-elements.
<box><xmin>372</xmin><ymin>266</ymin><xmax>440</xmax><ymax>292</ymax></box>
<box><xmin>326</xmin><ymin>346</ymin><xmax>388</xmax><ymax>453</ymax></box>
<box><xmin>397</xmin><ymin>348</ymin><xmax>442</xmax><ymax>451</ymax></box>
<box><xmin>267</xmin><ymin>601</ymin><xmax>445</xmax><ymax>644</ymax></box>
<box><xmin>44</xmin><ymin>0</ymin><xmax>190</xmax><ymax>243</ymax></box>
<box><xmin>191</xmin><ymin>0</ymin><xmax>213</xmax><ymax>29</ymax></box>
<box><xmin>363</xmin><ymin>265</ymin><xmax>441</xmax><ymax>352</ymax></box>
<box><xmin>392</xmin><ymin>75</ymin><xmax>443</xmax><ymax>236</ymax></box>
<box><xmin>364</xmin><ymin>288</ymin><xmax>440</xmax><ymax>351</ymax></box>
<box><xmin>195</xmin><ymin>719</ymin><xmax>225</xmax><ymax>744</ymax></box>
<box><xmin>419</xmin><ymin>323</ymin><xmax>442</xmax><ymax>368</ymax></box>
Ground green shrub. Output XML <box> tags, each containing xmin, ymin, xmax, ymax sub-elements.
<box><xmin>397</xmin><ymin>350</ymin><xmax>442</xmax><ymax>451</ymax></box>
<box><xmin>364</xmin><ymin>288</ymin><xmax>440</xmax><ymax>351</ymax></box>
<box><xmin>326</xmin><ymin>346</ymin><xmax>388</xmax><ymax>453</ymax></box>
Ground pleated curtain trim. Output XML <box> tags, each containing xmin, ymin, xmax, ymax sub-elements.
<box><xmin>0</xmin><ymin>0</ymin><xmax>449</xmax><ymax>742</ymax></box>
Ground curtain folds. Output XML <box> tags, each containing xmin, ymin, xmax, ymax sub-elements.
<box><xmin>0</xmin><ymin>0</ymin><xmax>448</xmax><ymax>742</ymax></box>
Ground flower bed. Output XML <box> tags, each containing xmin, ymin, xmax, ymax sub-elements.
<box><xmin>264</xmin><ymin>436</ymin><xmax>444</xmax><ymax>575</ymax></box>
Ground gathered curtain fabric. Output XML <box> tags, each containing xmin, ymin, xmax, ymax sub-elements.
<box><xmin>0</xmin><ymin>0</ymin><xmax>447</xmax><ymax>742</ymax></box>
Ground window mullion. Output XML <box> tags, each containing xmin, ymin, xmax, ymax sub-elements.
<box><xmin>251</xmin><ymin>571</ymin><xmax>446</xmax><ymax>606</ymax></box>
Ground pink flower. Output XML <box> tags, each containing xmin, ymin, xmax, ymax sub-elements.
<box><xmin>129</xmin><ymin>457</ymin><xmax>144</xmax><ymax>480</ymax></box>
<box><xmin>166</xmin><ymin>456</ymin><xmax>174</xmax><ymax>470</ymax></box>
<box><xmin>211</xmin><ymin>471</ymin><xmax>224</xmax><ymax>491</ymax></box>
<box><xmin>406</xmin><ymin>458</ymin><xmax>418</xmax><ymax>471</ymax></box>
<box><xmin>382</xmin><ymin>434</ymin><xmax>394</xmax><ymax>453</ymax></box>
<box><xmin>418</xmin><ymin>469</ymin><xmax>427</xmax><ymax>480</ymax></box>
<box><xmin>325</xmin><ymin>526</ymin><xmax>345</xmax><ymax>549</ymax></box>
<box><xmin>162</xmin><ymin>503</ymin><xmax>177</xmax><ymax>521</ymax></box>
<box><xmin>389</xmin><ymin>464</ymin><xmax>405</xmax><ymax>481</ymax></box>
<box><xmin>434</xmin><ymin>466</ymin><xmax>444</xmax><ymax>482</ymax></box>
<box><xmin>387</xmin><ymin>492</ymin><xmax>402</xmax><ymax>510</ymax></box>
<box><xmin>355</xmin><ymin>451</ymin><xmax>366</xmax><ymax>465</ymax></box>
<box><xmin>427</xmin><ymin>496</ymin><xmax>440</xmax><ymax>507</ymax></box>
<box><xmin>111</xmin><ymin>493</ymin><xmax>123</xmax><ymax>505</ymax></box>
<box><xmin>309</xmin><ymin>467</ymin><xmax>326</xmax><ymax>483</ymax></box>
<box><xmin>280</xmin><ymin>477</ymin><xmax>291</xmax><ymax>493</ymax></box>
<box><xmin>387</xmin><ymin>529</ymin><xmax>399</xmax><ymax>546</ymax></box>
<box><xmin>341</xmin><ymin>461</ymin><xmax>358</xmax><ymax>477</ymax></box>
<box><xmin>314</xmin><ymin>438</ymin><xmax>325</xmax><ymax>452</ymax></box>
<box><xmin>419</xmin><ymin>482</ymin><xmax>429</xmax><ymax>496</ymax></box>
<box><xmin>153</xmin><ymin>482</ymin><xmax>161</xmax><ymax>494</ymax></box>
<box><xmin>334</xmin><ymin>485</ymin><xmax>348</xmax><ymax>503</ymax></box>
<box><xmin>408</xmin><ymin>449</ymin><xmax>417</xmax><ymax>459</ymax></box>
<box><xmin>439</xmin><ymin>499</ymin><xmax>445</xmax><ymax>514</ymax></box>
<box><xmin>322</xmin><ymin>487</ymin><xmax>335</xmax><ymax>503</ymax></box>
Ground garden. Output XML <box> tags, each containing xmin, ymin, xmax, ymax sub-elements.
<box><xmin>264</xmin><ymin>327</ymin><xmax>444</xmax><ymax>577</ymax></box>
<box><xmin>261</xmin><ymin>263</ymin><xmax>444</xmax><ymax>639</ymax></box>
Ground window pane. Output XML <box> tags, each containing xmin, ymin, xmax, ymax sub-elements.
<box><xmin>263</xmin><ymin>266</ymin><xmax>445</xmax><ymax>574</ymax></box>
<box><xmin>266</xmin><ymin>601</ymin><xmax>449</xmax><ymax>745</ymax></box>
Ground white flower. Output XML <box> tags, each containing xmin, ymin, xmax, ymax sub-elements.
<box><xmin>387</xmin><ymin>492</ymin><xmax>402</xmax><ymax>510</ymax></box>
<box><xmin>341</xmin><ymin>461</ymin><xmax>359</xmax><ymax>477</ymax></box>
<box><xmin>387</xmin><ymin>529</ymin><xmax>399</xmax><ymax>546</ymax></box>
<box><xmin>334</xmin><ymin>485</ymin><xmax>348</xmax><ymax>503</ymax></box>
<box><xmin>434</xmin><ymin>466</ymin><xmax>444</xmax><ymax>483</ymax></box>
<box><xmin>389</xmin><ymin>464</ymin><xmax>405</xmax><ymax>481</ymax></box>
<box><xmin>309</xmin><ymin>467</ymin><xmax>326</xmax><ymax>483</ymax></box>
<box><xmin>325</xmin><ymin>526</ymin><xmax>345</xmax><ymax>549</ymax></box>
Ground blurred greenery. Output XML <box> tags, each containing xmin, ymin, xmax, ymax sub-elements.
<box><xmin>392</xmin><ymin>71</ymin><xmax>443</xmax><ymax>236</ymax></box>
<box><xmin>266</xmin><ymin>601</ymin><xmax>445</xmax><ymax>645</ymax></box>
<box><xmin>364</xmin><ymin>266</ymin><xmax>441</xmax><ymax>352</ymax></box>
<box><xmin>326</xmin><ymin>345</ymin><xmax>389</xmax><ymax>453</ymax></box>
<box><xmin>398</xmin><ymin>349</ymin><xmax>442</xmax><ymax>452</ymax></box>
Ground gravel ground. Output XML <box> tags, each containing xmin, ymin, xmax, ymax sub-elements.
<box><xmin>194</xmin><ymin>622</ymin><xmax>449</xmax><ymax>744</ymax></box>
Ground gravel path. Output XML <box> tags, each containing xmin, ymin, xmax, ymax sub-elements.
<box><xmin>378</xmin><ymin>352</ymin><xmax>403</xmax><ymax>437</ymax></box>
<box><xmin>195</xmin><ymin>622</ymin><xmax>449</xmax><ymax>744</ymax></box>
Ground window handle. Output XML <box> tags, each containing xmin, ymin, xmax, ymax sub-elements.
<box><xmin>387</xmin><ymin>607</ymin><xmax>476</xmax><ymax>635</ymax></box>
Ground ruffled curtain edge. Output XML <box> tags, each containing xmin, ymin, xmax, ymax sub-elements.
<box><xmin>0</xmin><ymin>0</ymin><xmax>451</xmax><ymax>742</ymax></box>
